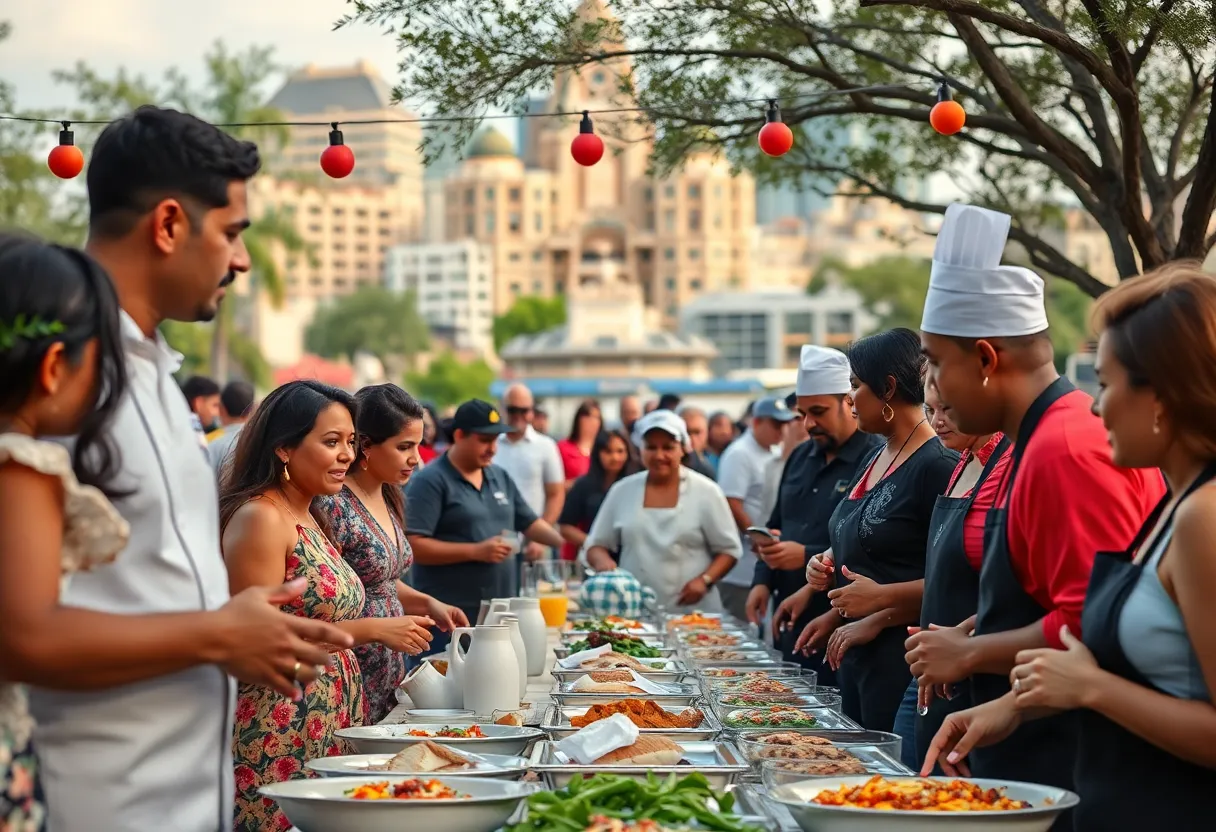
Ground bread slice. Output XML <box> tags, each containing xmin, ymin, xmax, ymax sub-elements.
<box><xmin>495</xmin><ymin>712</ymin><xmax>524</xmax><ymax>727</ymax></box>
<box><xmin>594</xmin><ymin>735</ymin><xmax>684</xmax><ymax>766</ymax></box>
<box><xmin>571</xmin><ymin>675</ymin><xmax>643</xmax><ymax>694</ymax></box>
<box><xmin>587</xmin><ymin>670</ymin><xmax>634</xmax><ymax>683</ymax></box>
<box><xmin>385</xmin><ymin>740</ymin><xmax>472</xmax><ymax>772</ymax></box>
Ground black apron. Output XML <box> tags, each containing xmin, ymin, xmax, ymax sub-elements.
<box><xmin>1073</xmin><ymin>462</ymin><xmax>1216</xmax><ymax>831</ymax></box>
<box><xmin>969</xmin><ymin>378</ymin><xmax>1077</xmax><ymax>831</ymax></box>
<box><xmin>830</xmin><ymin>449</ymin><xmax>913</xmax><ymax>732</ymax></box>
<box><xmin>914</xmin><ymin>436</ymin><xmax>1011</xmax><ymax>765</ymax></box>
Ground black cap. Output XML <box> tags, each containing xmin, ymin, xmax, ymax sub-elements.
<box><xmin>452</xmin><ymin>399</ymin><xmax>512</xmax><ymax>435</ymax></box>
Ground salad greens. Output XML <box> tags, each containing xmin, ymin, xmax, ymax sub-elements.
<box><xmin>505</xmin><ymin>773</ymin><xmax>766</xmax><ymax>832</ymax></box>
<box><xmin>569</xmin><ymin>631</ymin><xmax>663</xmax><ymax>658</ymax></box>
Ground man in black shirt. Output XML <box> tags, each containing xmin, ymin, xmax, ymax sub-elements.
<box><xmin>752</xmin><ymin>346</ymin><xmax>881</xmax><ymax>682</ymax></box>
<box><xmin>406</xmin><ymin>399</ymin><xmax>565</xmax><ymax>656</ymax></box>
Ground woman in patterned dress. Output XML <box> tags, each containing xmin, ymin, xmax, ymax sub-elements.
<box><xmin>0</xmin><ymin>236</ymin><xmax>131</xmax><ymax>831</ymax></box>
<box><xmin>219</xmin><ymin>381</ymin><xmax>434</xmax><ymax>832</ymax></box>
<box><xmin>318</xmin><ymin>384</ymin><xmax>468</xmax><ymax>723</ymax></box>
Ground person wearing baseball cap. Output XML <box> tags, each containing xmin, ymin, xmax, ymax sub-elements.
<box><xmin>404</xmin><ymin>399</ymin><xmax>564</xmax><ymax>654</ymax></box>
<box><xmin>583</xmin><ymin>409</ymin><xmax>742</xmax><ymax>612</ymax></box>
<box><xmin>715</xmin><ymin>396</ymin><xmax>798</xmax><ymax>622</ymax></box>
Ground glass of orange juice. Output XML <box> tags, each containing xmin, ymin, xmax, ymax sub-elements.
<box><xmin>538</xmin><ymin>593</ymin><xmax>569</xmax><ymax>628</ymax></box>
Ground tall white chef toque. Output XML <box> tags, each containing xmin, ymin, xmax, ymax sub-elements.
<box><xmin>796</xmin><ymin>345</ymin><xmax>852</xmax><ymax>396</ymax></box>
<box><xmin>921</xmin><ymin>203</ymin><xmax>1050</xmax><ymax>338</ymax></box>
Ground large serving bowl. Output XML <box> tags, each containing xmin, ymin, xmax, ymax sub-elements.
<box><xmin>305</xmin><ymin>752</ymin><xmax>530</xmax><ymax>780</ymax></box>
<box><xmin>262</xmin><ymin>775</ymin><xmax>539</xmax><ymax>832</ymax></box>
<box><xmin>334</xmin><ymin>724</ymin><xmax>544</xmax><ymax>756</ymax></box>
<box><xmin>770</xmin><ymin>775</ymin><xmax>1080</xmax><ymax>832</ymax></box>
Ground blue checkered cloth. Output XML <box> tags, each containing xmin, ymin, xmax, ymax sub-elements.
<box><xmin>579</xmin><ymin>569</ymin><xmax>657</xmax><ymax>618</ymax></box>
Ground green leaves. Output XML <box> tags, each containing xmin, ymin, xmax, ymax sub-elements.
<box><xmin>404</xmin><ymin>351</ymin><xmax>495</xmax><ymax>407</ymax></box>
<box><xmin>305</xmin><ymin>286</ymin><xmax>431</xmax><ymax>365</ymax></box>
<box><xmin>0</xmin><ymin>314</ymin><xmax>64</xmax><ymax>351</ymax></box>
<box><xmin>492</xmin><ymin>295</ymin><xmax>568</xmax><ymax>352</ymax></box>
<box><xmin>505</xmin><ymin>772</ymin><xmax>764</xmax><ymax>832</ymax></box>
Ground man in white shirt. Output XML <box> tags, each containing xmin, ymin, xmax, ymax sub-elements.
<box><xmin>29</xmin><ymin>106</ymin><xmax>353</xmax><ymax>832</ymax></box>
<box><xmin>715</xmin><ymin>396</ymin><xmax>796</xmax><ymax>623</ymax></box>
<box><xmin>493</xmin><ymin>384</ymin><xmax>564</xmax><ymax>576</ymax></box>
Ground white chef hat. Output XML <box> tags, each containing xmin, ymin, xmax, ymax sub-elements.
<box><xmin>796</xmin><ymin>345</ymin><xmax>852</xmax><ymax>396</ymax></box>
<box><xmin>920</xmin><ymin>203</ymin><xmax>1049</xmax><ymax>338</ymax></box>
<box><xmin>632</xmin><ymin>409</ymin><xmax>689</xmax><ymax>449</ymax></box>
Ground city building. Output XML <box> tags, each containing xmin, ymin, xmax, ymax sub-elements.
<box><xmin>499</xmin><ymin>255</ymin><xmax>718</xmax><ymax>380</ymax></box>
<box><xmin>384</xmin><ymin>239</ymin><xmax>496</xmax><ymax>353</ymax></box>
<box><xmin>679</xmin><ymin>285</ymin><xmax>875</xmax><ymax>374</ymax></box>
<box><xmin>438</xmin><ymin>0</ymin><xmax>757</xmax><ymax>327</ymax></box>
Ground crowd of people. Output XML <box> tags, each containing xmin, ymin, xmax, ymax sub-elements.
<box><xmin>0</xmin><ymin>105</ymin><xmax>1214</xmax><ymax>832</ymax></box>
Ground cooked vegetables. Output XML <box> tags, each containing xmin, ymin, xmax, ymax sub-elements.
<box><xmin>570</xmin><ymin>632</ymin><xmax>663</xmax><ymax>658</ymax></box>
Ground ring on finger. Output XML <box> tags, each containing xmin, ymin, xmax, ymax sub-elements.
<box><xmin>1013</xmin><ymin>677</ymin><xmax>1022</xmax><ymax>694</ymax></box>
<box><xmin>292</xmin><ymin>660</ymin><xmax>301</xmax><ymax>681</ymax></box>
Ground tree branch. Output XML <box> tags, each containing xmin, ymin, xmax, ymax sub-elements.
<box><xmin>1132</xmin><ymin>0</ymin><xmax>1181</xmax><ymax>74</ymax></box>
<box><xmin>1177</xmin><ymin>103</ymin><xmax>1216</xmax><ymax>257</ymax></box>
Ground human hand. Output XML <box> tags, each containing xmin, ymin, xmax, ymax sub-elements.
<box><xmin>758</xmin><ymin>540</ymin><xmax>805</xmax><ymax>571</ymax></box>
<box><xmin>214</xmin><ymin>578</ymin><xmax>355</xmax><ymax>698</ymax></box>
<box><xmin>905</xmin><ymin>622</ymin><xmax>976</xmax><ymax>688</ymax></box>
<box><xmin>825</xmin><ymin>615</ymin><xmax>882</xmax><ymax>671</ymax></box>
<box><xmin>425</xmin><ymin>596</ymin><xmax>470</xmax><ymax>632</ymax></box>
<box><xmin>921</xmin><ymin>694</ymin><xmax>1022</xmax><ymax>776</ymax></box>
<box><xmin>794</xmin><ymin>609</ymin><xmax>841</xmax><ymax>656</ymax></box>
<box><xmin>827</xmin><ymin>565</ymin><xmax>887</xmax><ymax>619</ymax></box>
<box><xmin>745</xmin><ymin>585</ymin><xmax>770</xmax><ymax>625</ymax></box>
<box><xmin>772</xmin><ymin>588</ymin><xmax>810</xmax><ymax>640</ymax></box>
<box><xmin>805</xmin><ymin>552</ymin><xmax>835</xmax><ymax>591</ymax></box>
<box><xmin>523</xmin><ymin>541</ymin><xmax>547</xmax><ymax>562</ymax></box>
<box><xmin>475</xmin><ymin>537</ymin><xmax>515</xmax><ymax>563</ymax></box>
<box><xmin>375</xmin><ymin>615</ymin><xmax>436</xmax><ymax>655</ymax></box>
<box><xmin>1010</xmin><ymin>626</ymin><xmax>1101</xmax><ymax>711</ymax></box>
<box><xmin>676</xmin><ymin>576</ymin><xmax>709</xmax><ymax>606</ymax></box>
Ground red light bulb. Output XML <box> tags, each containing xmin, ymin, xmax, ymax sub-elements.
<box><xmin>320</xmin><ymin>123</ymin><xmax>356</xmax><ymax>178</ymax></box>
<box><xmin>930</xmin><ymin>84</ymin><xmax>966</xmax><ymax>136</ymax></box>
<box><xmin>757</xmin><ymin>102</ymin><xmax>793</xmax><ymax>157</ymax></box>
<box><xmin>48</xmin><ymin>123</ymin><xmax>84</xmax><ymax>179</ymax></box>
<box><xmin>571</xmin><ymin>111</ymin><xmax>605</xmax><ymax>167</ymax></box>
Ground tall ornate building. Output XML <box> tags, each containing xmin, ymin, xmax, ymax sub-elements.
<box><xmin>439</xmin><ymin>0</ymin><xmax>756</xmax><ymax>326</ymax></box>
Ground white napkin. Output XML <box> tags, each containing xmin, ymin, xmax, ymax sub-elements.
<box><xmin>623</xmin><ymin>669</ymin><xmax>678</xmax><ymax>695</ymax></box>
<box><xmin>554</xmin><ymin>713</ymin><xmax>640</xmax><ymax>765</ymax></box>
<box><xmin>558</xmin><ymin>643</ymin><xmax>611</xmax><ymax>669</ymax></box>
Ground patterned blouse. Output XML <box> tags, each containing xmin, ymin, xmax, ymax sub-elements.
<box><xmin>318</xmin><ymin>486</ymin><xmax>414</xmax><ymax>724</ymax></box>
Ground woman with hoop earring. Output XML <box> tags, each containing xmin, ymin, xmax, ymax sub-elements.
<box><xmin>793</xmin><ymin>328</ymin><xmax>957</xmax><ymax>731</ymax></box>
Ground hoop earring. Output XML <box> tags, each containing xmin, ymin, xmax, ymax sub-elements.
<box><xmin>982</xmin><ymin>377</ymin><xmax>989</xmax><ymax>388</ymax></box>
<box><xmin>281</xmin><ymin>464</ymin><xmax>291</xmax><ymax>484</ymax></box>
<box><xmin>882</xmin><ymin>403</ymin><xmax>895</xmax><ymax>423</ymax></box>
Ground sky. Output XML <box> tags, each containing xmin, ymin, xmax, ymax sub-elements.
<box><xmin>6</xmin><ymin>0</ymin><xmax>407</xmax><ymax>112</ymax></box>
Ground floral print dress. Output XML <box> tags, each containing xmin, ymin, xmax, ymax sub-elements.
<box><xmin>0</xmin><ymin>434</ymin><xmax>130</xmax><ymax>832</ymax></box>
<box><xmin>319</xmin><ymin>487</ymin><xmax>413</xmax><ymax>724</ymax></box>
<box><xmin>232</xmin><ymin>519</ymin><xmax>367</xmax><ymax>832</ymax></box>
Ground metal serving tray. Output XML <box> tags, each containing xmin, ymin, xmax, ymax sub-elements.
<box><xmin>526</xmin><ymin>740</ymin><xmax>750</xmax><ymax>790</ymax></box>
<box><xmin>683</xmin><ymin>648</ymin><xmax>781</xmax><ymax>665</ymax></box>
<box><xmin>719</xmin><ymin>706</ymin><xmax>860</xmax><ymax>732</ymax></box>
<box><xmin>540</xmin><ymin>703</ymin><xmax>722</xmax><ymax>741</ymax></box>
<box><xmin>549</xmin><ymin>659</ymin><xmax>691</xmax><ymax>684</ymax></box>
<box><xmin>558</xmin><ymin>631</ymin><xmax>668</xmax><ymax>647</ymax></box>
<box><xmin>549</xmin><ymin>681</ymin><xmax>702</xmax><ymax>708</ymax></box>
<box><xmin>553</xmin><ymin>644</ymin><xmax>675</xmax><ymax>660</ymax></box>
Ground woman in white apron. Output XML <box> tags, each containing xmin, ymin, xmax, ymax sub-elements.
<box><xmin>582</xmin><ymin>410</ymin><xmax>741</xmax><ymax>612</ymax></box>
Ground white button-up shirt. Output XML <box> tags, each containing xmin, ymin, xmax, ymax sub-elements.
<box><xmin>492</xmin><ymin>425</ymin><xmax>563</xmax><ymax>517</ymax></box>
<box><xmin>30</xmin><ymin>312</ymin><xmax>235</xmax><ymax>832</ymax></box>
<box><xmin>716</xmin><ymin>430</ymin><xmax>780</xmax><ymax>587</ymax></box>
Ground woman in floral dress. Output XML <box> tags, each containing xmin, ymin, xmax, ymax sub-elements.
<box><xmin>319</xmin><ymin>384</ymin><xmax>469</xmax><ymax>723</ymax></box>
<box><xmin>219</xmin><ymin>381</ymin><xmax>434</xmax><ymax>831</ymax></box>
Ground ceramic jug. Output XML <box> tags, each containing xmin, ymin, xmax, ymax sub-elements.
<box><xmin>401</xmin><ymin>658</ymin><xmax>459</xmax><ymax>709</ymax></box>
<box><xmin>484</xmin><ymin>598</ymin><xmax>512</xmax><ymax>626</ymax></box>
<box><xmin>509</xmin><ymin>597</ymin><xmax>548</xmax><ymax>676</ymax></box>
<box><xmin>453</xmin><ymin>625</ymin><xmax>519</xmax><ymax>715</ymax></box>
<box><xmin>444</xmin><ymin>627</ymin><xmax>476</xmax><ymax>708</ymax></box>
<box><xmin>498</xmin><ymin>614</ymin><xmax>528</xmax><ymax>700</ymax></box>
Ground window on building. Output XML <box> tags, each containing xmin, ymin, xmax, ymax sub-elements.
<box><xmin>535</xmin><ymin>188</ymin><xmax>543</xmax><ymax>202</ymax></box>
<box><xmin>645</xmin><ymin>211</ymin><xmax>655</xmax><ymax>231</ymax></box>
<box><xmin>785</xmin><ymin>311</ymin><xmax>813</xmax><ymax>336</ymax></box>
<box><xmin>356</xmin><ymin>243</ymin><xmax>369</xmax><ymax>253</ymax></box>
<box><xmin>714</xmin><ymin>214</ymin><xmax>723</xmax><ymax>229</ymax></box>
<box><xmin>644</xmin><ymin>186</ymin><xmax>653</xmax><ymax>201</ymax></box>
<box><xmin>355</xmin><ymin>208</ymin><xmax>368</xmax><ymax>218</ymax></box>
<box><xmin>477</xmin><ymin>291</ymin><xmax>488</xmax><ymax>300</ymax></box>
<box><xmin>664</xmin><ymin>248</ymin><xmax>675</xmax><ymax>260</ymax></box>
<box><xmin>689</xmin><ymin>248</ymin><xmax>700</xmax><ymax>260</ymax></box>
<box><xmin>450</xmin><ymin>271</ymin><xmax>468</xmax><ymax>282</ymax></box>
<box><xmin>639</xmin><ymin>249</ymin><xmax>651</xmax><ymax>262</ymax></box>
<box><xmin>485</xmin><ymin>187</ymin><xmax>495</xmax><ymax>201</ymax></box>
<box><xmin>534</xmin><ymin>213</ymin><xmax>543</xmax><ymax>231</ymax></box>
<box><xmin>664</xmin><ymin>184</ymin><xmax>675</xmax><ymax>198</ymax></box>
<box><xmin>689</xmin><ymin>210</ymin><xmax>701</xmax><ymax>232</ymax></box>
<box><xmin>334</xmin><ymin>243</ymin><xmax>347</xmax><ymax>252</ymax></box>
<box><xmin>664</xmin><ymin>210</ymin><xmax>675</xmax><ymax>232</ymax></box>
<box><xmin>510</xmin><ymin>282</ymin><xmax>522</xmax><ymax>294</ymax></box>
<box><xmin>688</xmin><ymin>184</ymin><xmax>701</xmax><ymax>199</ymax></box>
<box><xmin>533</xmin><ymin>251</ymin><xmax>543</xmax><ymax>262</ymax></box>
<box><xmin>379</xmin><ymin>210</ymin><xmax>391</xmax><ymax>219</ymax></box>
<box><xmin>333</xmin><ymin>260</ymin><xmax>347</xmax><ymax>269</ymax></box>
<box><xmin>532</xmin><ymin>281</ymin><xmax>543</xmax><ymax>293</ymax></box>
<box><xmin>466</xmin><ymin>216</ymin><xmax>475</xmax><ymax>235</ymax></box>
<box><xmin>690</xmin><ymin>278</ymin><xmax>702</xmax><ymax>290</ymax></box>
<box><xmin>465</xmin><ymin>188</ymin><xmax>475</xmax><ymax>205</ymax></box>
<box><xmin>665</xmin><ymin>277</ymin><xmax>677</xmax><ymax>291</ymax></box>
<box><xmin>307</xmin><ymin>224</ymin><xmax>322</xmax><ymax>234</ymax></box>
<box><xmin>356</xmin><ymin>261</ymin><xmax>369</xmax><ymax>272</ymax></box>
<box><xmin>333</xmin><ymin>207</ymin><xmax>346</xmax><ymax>216</ymax></box>
<box><xmin>508</xmin><ymin>187</ymin><xmax>521</xmax><ymax>201</ymax></box>
<box><xmin>334</xmin><ymin>277</ymin><xmax>348</xmax><ymax>288</ymax></box>
<box><xmin>332</xmin><ymin>226</ymin><xmax>346</xmax><ymax>235</ymax></box>
<box><xmin>826</xmin><ymin>311</ymin><xmax>855</xmax><ymax>335</ymax></box>
<box><xmin>592</xmin><ymin>70</ymin><xmax>606</xmax><ymax>84</ymax></box>
<box><xmin>509</xmin><ymin>251</ymin><xmax>522</xmax><ymax>262</ymax></box>
<box><xmin>485</xmin><ymin>212</ymin><xmax>495</xmax><ymax>233</ymax></box>
<box><xmin>356</xmin><ymin>225</ymin><xmax>369</xmax><ymax>236</ymax></box>
<box><xmin>508</xmin><ymin>212</ymin><xmax>522</xmax><ymax>232</ymax></box>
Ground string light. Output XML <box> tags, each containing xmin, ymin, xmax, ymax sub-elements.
<box><xmin>570</xmin><ymin>111</ymin><xmax>604</xmax><ymax>166</ymax></box>
<box><xmin>2</xmin><ymin>82</ymin><xmax>960</xmax><ymax>176</ymax></box>
<box><xmin>47</xmin><ymin>121</ymin><xmax>84</xmax><ymax>179</ymax></box>
<box><xmin>930</xmin><ymin>82</ymin><xmax>966</xmax><ymax>136</ymax></box>
<box><xmin>757</xmin><ymin>100</ymin><xmax>794</xmax><ymax>157</ymax></box>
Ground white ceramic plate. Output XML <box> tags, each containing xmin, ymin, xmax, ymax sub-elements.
<box><xmin>335</xmin><ymin>723</ymin><xmax>545</xmax><ymax>756</ymax></box>
<box><xmin>406</xmin><ymin>709</ymin><xmax>476</xmax><ymax>723</ymax></box>
<box><xmin>770</xmin><ymin>776</ymin><xmax>1079</xmax><ymax>832</ymax></box>
<box><xmin>305</xmin><ymin>752</ymin><xmax>530</xmax><ymax>779</ymax></box>
<box><xmin>263</xmin><ymin>775</ymin><xmax>539</xmax><ymax>832</ymax></box>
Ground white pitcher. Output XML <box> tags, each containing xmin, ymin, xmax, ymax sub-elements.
<box><xmin>444</xmin><ymin>627</ymin><xmax>476</xmax><ymax>708</ymax></box>
<box><xmin>484</xmin><ymin>598</ymin><xmax>512</xmax><ymax>625</ymax></box>
<box><xmin>455</xmin><ymin>625</ymin><xmax>519</xmax><ymax>715</ymax></box>
<box><xmin>509</xmin><ymin>597</ymin><xmax>548</xmax><ymax>676</ymax></box>
<box><xmin>497</xmin><ymin>614</ymin><xmax>528</xmax><ymax>700</ymax></box>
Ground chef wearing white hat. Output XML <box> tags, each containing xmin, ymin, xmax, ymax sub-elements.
<box><xmin>913</xmin><ymin>204</ymin><xmax>1164</xmax><ymax>827</ymax></box>
<box><xmin>758</xmin><ymin>344</ymin><xmax>883</xmax><ymax>676</ymax></box>
<box><xmin>583</xmin><ymin>409</ymin><xmax>743</xmax><ymax>612</ymax></box>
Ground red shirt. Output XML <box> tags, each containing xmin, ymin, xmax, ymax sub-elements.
<box><xmin>418</xmin><ymin>445</ymin><xmax>438</xmax><ymax>464</ymax></box>
<box><xmin>999</xmin><ymin>390</ymin><xmax>1165</xmax><ymax>648</ymax></box>
<box><xmin>945</xmin><ymin>433</ymin><xmax>1012</xmax><ymax>572</ymax></box>
<box><xmin>556</xmin><ymin>438</ymin><xmax>591</xmax><ymax>481</ymax></box>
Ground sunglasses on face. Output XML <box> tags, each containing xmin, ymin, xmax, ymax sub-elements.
<box><xmin>505</xmin><ymin>406</ymin><xmax>533</xmax><ymax>416</ymax></box>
